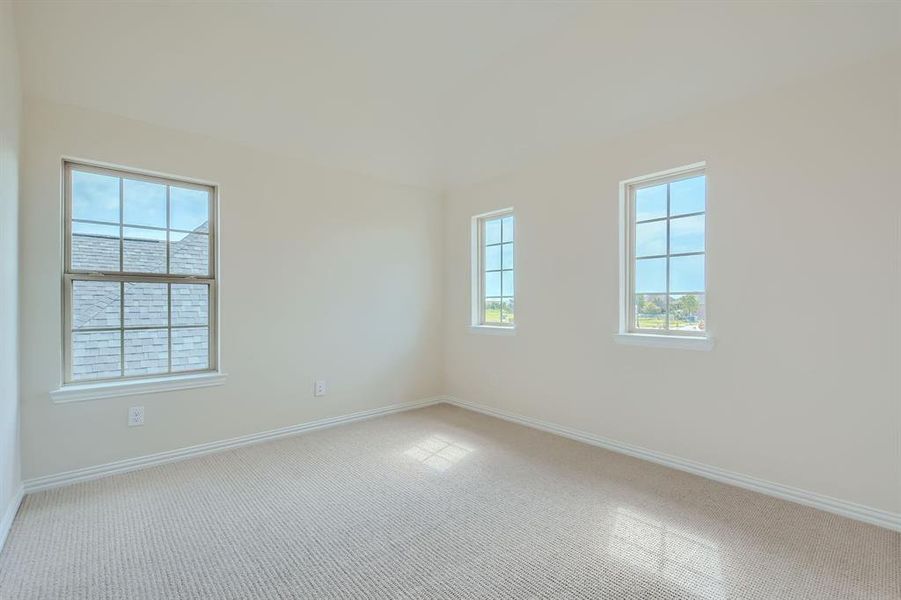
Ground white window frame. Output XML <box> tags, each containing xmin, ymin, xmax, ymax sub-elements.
<box><xmin>470</xmin><ymin>208</ymin><xmax>516</xmax><ymax>332</ymax></box>
<box><xmin>616</xmin><ymin>162</ymin><xmax>713</xmax><ymax>351</ymax></box>
<box><xmin>52</xmin><ymin>160</ymin><xmax>225</xmax><ymax>402</ymax></box>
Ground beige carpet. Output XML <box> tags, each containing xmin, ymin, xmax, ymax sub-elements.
<box><xmin>0</xmin><ymin>404</ymin><xmax>898</xmax><ymax>599</ymax></box>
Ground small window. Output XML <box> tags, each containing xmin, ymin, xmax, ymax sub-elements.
<box><xmin>63</xmin><ymin>161</ymin><xmax>218</xmax><ymax>383</ymax></box>
<box><xmin>472</xmin><ymin>209</ymin><xmax>515</xmax><ymax>327</ymax></box>
<box><xmin>621</xmin><ymin>164</ymin><xmax>706</xmax><ymax>337</ymax></box>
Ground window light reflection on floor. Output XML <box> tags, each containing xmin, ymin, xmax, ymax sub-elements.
<box><xmin>404</xmin><ymin>435</ymin><xmax>473</xmax><ymax>471</ymax></box>
<box><xmin>608</xmin><ymin>507</ymin><xmax>724</xmax><ymax>599</ymax></box>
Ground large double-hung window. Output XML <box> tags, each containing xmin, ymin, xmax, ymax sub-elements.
<box><xmin>62</xmin><ymin>161</ymin><xmax>218</xmax><ymax>384</ymax></box>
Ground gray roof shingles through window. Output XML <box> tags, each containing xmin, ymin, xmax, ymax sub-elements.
<box><xmin>71</xmin><ymin>223</ymin><xmax>210</xmax><ymax>379</ymax></box>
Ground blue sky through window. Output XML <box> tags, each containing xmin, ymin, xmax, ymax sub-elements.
<box><xmin>635</xmin><ymin>184</ymin><xmax>666</xmax><ymax>221</ymax></box>
<box><xmin>71</xmin><ymin>167</ymin><xmax>212</xmax><ymax>278</ymax></box>
<box><xmin>636</xmin><ymin>220</ymin><xmax>666</xmax><ymax>256</ymax></box>
<box><xmin>670</xmin><ymin>255</ymin><xmax>704</xmax><ymax>292</ymax></box>
<box><xmin>72</xmin><ymin>170</ymin><xmax>119</xmax><ymax>223</ymax></box>
<box><xmin>669</xmin><ymin>214</ymin><xmax>704</xmax><ymax>254</ymax></box>
<box><xmin>124</xmin><ymin>179</ymin><xmax>166</xmax><ymax>228</ymax></box>
<box><xmin>670</xmin><ymin>176</ymin><xmax>705</xmax><ymax>215</ymax></box>
<box><xmin>485</xmin><ymin>218</ymin><xmax>502</xmax><ymax>245</ymax></box>
<box><xmin>73</xmin><ymin>171</ymin><xmax>210</xmax><ymax>233</ymax></box>
<box><xmin>170</xmin><ymin>187</ymin><xmax>209</xmax><ymax>231</ymax></box>
<box><xmin>636</xmin><ymin>257</ymin><xmax>666</xmax><ymax>293</ymax></box>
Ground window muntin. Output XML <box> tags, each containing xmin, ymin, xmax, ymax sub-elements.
<box><xmin>63</xmin><ymin>162</ymin><xmax>217</xmax><ymax>383</ymax></box>
<box><xmin>477</xmin><ymin>211</ymin><xmax>515</xmax><ymax>326</ymax></box>
<box><xmin>627</xmin><ymin>168</ymin><xmax>706</xmax><ymax>336</ymax></box>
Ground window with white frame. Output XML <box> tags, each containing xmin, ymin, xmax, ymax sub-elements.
<box><xmin>63</xmin><ymin>161</ymin><xmax>218</xmax><ymax>383</ymax></box>
<box><xmin>473</xmin><ymin>209</ymin><xmax>515</xmax><ymax>327</ymax></box>
<box><xmin>622</xmin><ymin>165</ymin><xmax>706</xmax><ymax>336</ymax></box>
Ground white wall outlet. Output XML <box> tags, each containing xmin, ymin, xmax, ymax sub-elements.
<box><xmin>314</xmin><ymin>380</ymin><xmax>327</xmax><ymax>397</ymax></box>
<box><xmin>128</xmin><ymin>406</ymin><xmax>145</xmax><ymax>427</ymax></box>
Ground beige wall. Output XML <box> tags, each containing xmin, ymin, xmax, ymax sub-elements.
<box><xmin>20</xmin><ymin>99</ymin><xmax>444</xmax><ymax>479</ymax></box>
<box><xmin>443</xmin><ymin>54</ymin><xmax>901</xmax><ymax>514</ymax></box>
<box><xmin>0</xmin><ymin>0</ymin><xmax>22</xmax><ymax>521</ymax></box>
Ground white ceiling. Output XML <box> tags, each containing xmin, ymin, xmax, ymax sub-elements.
<box><xmin>13</xmin><ymin>1</ymin><xmax>900</xmax><ymax>192</ymax></box>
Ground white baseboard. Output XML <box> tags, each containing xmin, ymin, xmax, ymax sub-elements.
<box><xmin>442</xmin><ymin>396</ymin><xmax>901</xmax><ymax>532</ymax></box>
<box><xmin>0</xmin><ymin>484</ymin><xmax>24</xmax><ymax>553</ymax></box>
<box><xmin>23</xmin><ymin>397</ymin><xmax>441</xmax><ymax>494</ymax></box>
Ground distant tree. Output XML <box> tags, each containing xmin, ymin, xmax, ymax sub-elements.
<box><xmin>638</xmin><ymin>295</ymin><xmax>663</xmax><ymax>315</ymax></box>
<box><xmin>669</xmin><ymin>295</ymin><xmax>700</xmax><ymax>323</ymax></box>
<box><xmin>680</xmin><ymin>295</ymin><xmax>700</xmax><ymax>316</ymax></box>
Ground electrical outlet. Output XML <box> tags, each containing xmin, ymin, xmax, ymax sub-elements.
<box><xmin>314</xmin><ymin>380</ymin><xmax>327</xmax><ymax>397</ymax></box>
<box><xmin>128</xmin><ymin>406</ymin><xmax>145</xmax><ymax>427</ymax></box>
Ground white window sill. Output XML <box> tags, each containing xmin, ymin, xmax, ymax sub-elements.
<box><xmin>50</xmin><ymin>371</ymin><xmax>227</xmax><ymax>403</ymax></box>
<box><xmin>613</xmin><ymin>333</ymin><xmax>713</xmax><ymax>351</ymax></box>
<box><xmin>469</xmin><ymin>325</ymin><xmax>516</xmax><ymax>335</ymax></box>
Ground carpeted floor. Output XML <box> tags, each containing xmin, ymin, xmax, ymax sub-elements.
<box><xmin>0</xmin><ymin>404</ymin><xmax>898</xmax><ymax>599</ymax></box>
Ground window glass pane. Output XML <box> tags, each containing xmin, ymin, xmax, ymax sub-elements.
<box><xmin>501</xmin><ymin>242</ymin><xmax>514</xmax><ymax>269</ymax></box>
<box><xmin>172</xmin><ymin>327</ymin><xmax>209</xmax><ymax>372</ymax></box>
<box><xmin>635</xmin><ymin>220</ymin><xmax>666</xmax><ymax>257</ymax></box>
<box><xmin>670</xmin><ymin>254</ymin><xmax>705</xmax><ymax>293</ymax></box>
<box><xmin>124</xmin><ymin>227</ymin><xmax>167</xmax><ymax>273</ymax></box>
<box><xmin>502</xmin><ymin>271</ymin><xmax>514</xmax><ymax>296</ymax></box>
<box><xmin>72</xmin><ymin>170</ymin><xmax>119</xmax><ymax>224</ymax></box>
<box><xmin>72</xmin><ymin>330</ymin><xmax>121</xmax><ymax>381</ymax></box>
<box><xmin>669</xmin><ymin>214</ymin><xmax>705</xmax><ymax>254</ymax></box>
<box><xmin>635</xmin><ymin>257</ymin><xmax>666</xmax><ymax>293</ymax></box>
<box><xmin>169</xmin><ymin>230</ymin><xmax>209</xmax><ymax>275</ymax></box>
<box><xmin>485</xmin><ymin>271</ymin><xmax>501</xmax><ymax>297</ymax></box>
<box><xmin>484</xmin><ymin>298</ymin><xmax>501</xmax><ymax>323</ymax></box>
<box><xmin>123</xmin><ymin>179</ymin><xmax>166</xmax><ymax>228</ymax></box>
<box><xmin>72</xmin><ymin>280</ymin><xmax>120</xmax><ymax>329</ymax></box>
<box><xmin>635</xmin><ymin>184</ymin><xmax>666</xmax><ymax>221</ymax></box>
<box><xmin>124</xmin><ymin>282</ymin><xmax>168</xmax><ymax>327</ymax></box>
<box><xmin>172</xmin><ymin>284</ymin><xmax>209</xmax><ymax>326</ymax></box>
<box><xmin>124</xmin><ymin>329</ymin><xmax>169</xmax><ymax>376</ymax></box>
<box><xmin>669</xmin><ymin>294</ymin><xmax>705</xmax><ymax>332</ymax></box>
<box><xmin>501</xmin><ymin>298</ymin><xmax>514</xmax><ymax>324</ymax></box>
<box><xmin>72</xmin><ymin>222</ymin><xmax>120</xmax><ymax>271</ymax></box>
<box><xmin>670</xmin><ymin>175</ymin><xmax>705</xmax><ymax>216</ymax></box>
<box><xmin>634</xmin><ymin>294</ymin><xmax>666</xmax><ymax>330</ymax></box>
<box><xmin>485</xmin><ymin>245</ymin><xmax>501</xmax><ymax>270</ymax></box>
<box><xmin>502</xmin><ymin>215</ymin><xmax>514</xmax><ymax>242</ymax></box>
<box><xmin>484</xmin><ymin>218</ymin><xmax>502</xmax><ymax>245</ymax></box>
<box><xmin>170</xmin><ymin>186</ymin><xmax>210</xmax><ymax>232</ymax></box>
